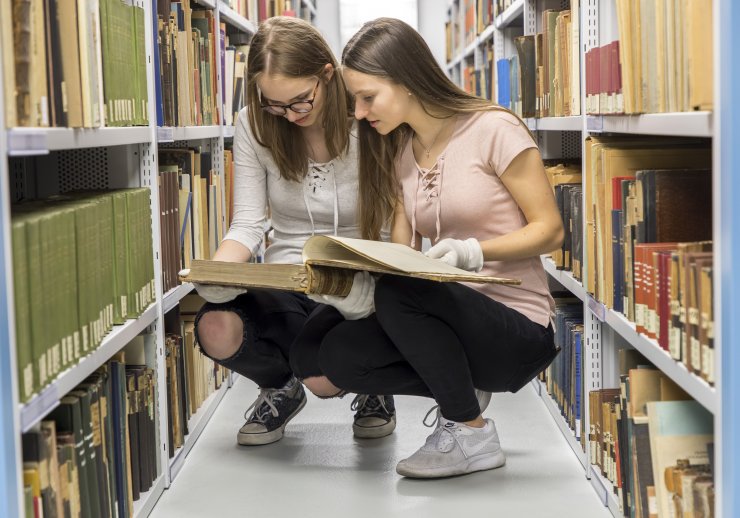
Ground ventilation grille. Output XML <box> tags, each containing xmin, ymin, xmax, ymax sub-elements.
<box><xmin>57</xmin><ymin>148</ymin><xmax>110</xmax><ymax>192</ymax></box>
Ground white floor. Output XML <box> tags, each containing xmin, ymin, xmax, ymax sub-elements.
<box><xmin>150</xmin><ymin>376</ymin><xmax>610</xmax><ymax>518</ymax></box>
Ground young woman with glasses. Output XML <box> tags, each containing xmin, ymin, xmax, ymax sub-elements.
<box><xmin>183</xmin><ymin>16</ymin><xmax>396</xmax><ymax>447</ymax></box>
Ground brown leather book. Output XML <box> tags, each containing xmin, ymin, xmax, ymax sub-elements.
<box><xmin>181</xmin><ymin>236</ymin><xmax>520</xmax><ymax>296</ymax></box>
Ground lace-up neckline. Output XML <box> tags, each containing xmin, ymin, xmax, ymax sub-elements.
<box><xmin>303</xmin><ymin>160</ymin><xmax>339</xmax><ymax>237</ymax></box>
<box><xmin>410</xmin><ymin>155</ymin><xmax>445</xmax><ymax>248</ymax></box>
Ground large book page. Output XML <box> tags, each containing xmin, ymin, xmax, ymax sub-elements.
<box><xmin>302</xmin><ymin>236</ymin><xmax>520</xmax><ymax>285</ymax></box>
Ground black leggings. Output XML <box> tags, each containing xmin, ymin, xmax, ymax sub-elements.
<box><xmin>313</xmin><ymin>276</ymin><xmax>557</xmax><ymax>422</ymax></box>
<box><xmin>194</xmin><ymin>289</ymin><xmax>327</xmax><ymax>389</ymax></box>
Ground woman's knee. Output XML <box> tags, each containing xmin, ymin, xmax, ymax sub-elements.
<box><xmin>302</xmin><ymin>375</ymin><xmax>342</xmax><ymax>398</ymax></box>
<box><xmin>317</xmin><ymin>326</ymin><xmax>362</xmax><ymax>388</ymax></box>
<box><xmin>196</xmin><ymin>310</ymin><xmax>244</xmax><ymax>360</ymax></box>
<box><xmin>374</xmin><ymin>275</ymin><xmax>424</xmax><ymax>320</ymax></box>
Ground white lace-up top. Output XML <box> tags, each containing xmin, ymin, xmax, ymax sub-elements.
<box><xmin>223</xmin><ymin>107</ymin><xmax>364</xmax><ymax>264</ymax></box>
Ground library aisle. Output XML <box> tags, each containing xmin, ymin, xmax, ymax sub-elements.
<box><xmin>149</xmin><ymin>376</ymin><xmax>608</xmax><ymax>517</ymax></box>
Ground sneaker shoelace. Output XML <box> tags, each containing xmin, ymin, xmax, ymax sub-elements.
<box><xmin>351</xmin><ymin>394</ymin><xmax>389</xmax><ymax>417</ymax></box>
<box><xmin>244</xmin><ymin>387</ymin><xmax>283</xmax><ymax>424</ymax></box>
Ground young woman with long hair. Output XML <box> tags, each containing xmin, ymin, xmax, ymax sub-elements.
<box><xmin>311</xmin><ymin>17</ymin><xmax>564</xmax><ymax>478</ymax></box>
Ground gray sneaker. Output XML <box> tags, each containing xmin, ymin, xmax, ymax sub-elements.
<box><xmin>351</xmin><ymin>395</ymin><xmax>396</xmax><ymax>438</ymax></box>
<box><xmin>396</xmin><ymin>417</ymin><xmax>506</xmax><ymax>478</ymax></box>
<box><xmin>238</xmin><ymin>378</ymin><xmax>307</xmax><ymax>446</ymax></box>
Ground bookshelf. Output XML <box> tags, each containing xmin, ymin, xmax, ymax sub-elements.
<box><xmin>0</xmin><ymin>0</ymin><xmax>276</xmax><ymax>514</ymax></box>
<box><xmin>586</xmin><ymin>112</ymin><xmax>714</xmax><ymax>138</ymax></box>
<box><xmin>448</xmin><ymin>0</ymin><xmax>738</xmax><ymax>516</ymax></box>
<box><xmin>157</xmin><ymin>126</ymin><xmax>223</xmax><ymax>143</ymax></box>
<box><xmin>7</xmin><ymin>128</ymin><xmax>153</xmax><ymax>155</ymax></box>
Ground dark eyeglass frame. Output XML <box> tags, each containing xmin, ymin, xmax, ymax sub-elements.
<box><xmin>260</xmin><ymin>79</ymin><xmax>321</xmax><ymax>116</ymax></box>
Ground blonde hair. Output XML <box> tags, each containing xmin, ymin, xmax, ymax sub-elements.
<box><xmin>342</xmin><ymin>17</ymin><xmax>535</xmax><ymax>240</ymax></box>
<box><xmin>246</xmin><ymin>16</ymin><xmax>352</xmax><ymax>182</ymax></box>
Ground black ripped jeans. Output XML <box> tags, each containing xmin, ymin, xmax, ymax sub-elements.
<box><xmin>194</xmin><ymin>289</ymin><xmax>336</xmax><ymax>389</ymax></box>
<box><xmin>312</xmin><ymin>276</ymin><xmax>558</xmax><ymax>422</ymax></box>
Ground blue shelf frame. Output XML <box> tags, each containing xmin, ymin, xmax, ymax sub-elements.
<box><xmin>719</xmin><ymin>1</ymin><xmax>739</xmax><ymax>517</ymax></box>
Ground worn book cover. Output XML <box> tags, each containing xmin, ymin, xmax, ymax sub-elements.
<box><xmin>180</xmin><ymin>236</ymin><xmax>520</xmax><ymax>296</ymax></box>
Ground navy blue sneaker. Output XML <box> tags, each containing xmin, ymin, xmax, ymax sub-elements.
<box><xmin>351</xmin><ymin>395</ymin><xmax>396</xmax><ymax>439</ymax></box>
<box><xmin>238</xmin><ymin>378</ymin><xmax>307</xmax><ymax>445</ymax></box>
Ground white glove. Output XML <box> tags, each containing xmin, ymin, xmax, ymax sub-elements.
<box><xmin>308</xmin><ymin>271</ymin><xmax>375</xmax><ymax>320</ymax></box>
<box><xmin>425</xmin><ymin>237</ymin><xmax>484</xmax><ymax>272</ymax></box>
<box><xmin>179</xmin><ymin>269</ymin><xmax>248</xmax><ymax>304</ymax></box>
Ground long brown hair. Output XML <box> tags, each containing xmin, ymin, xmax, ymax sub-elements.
<box><xmin>342</xmin><ymin>17</ymin><xmax>535</xmax><ymax>240</ymax></box>
<box><xmin>246</xmin><ymin>17</ymin><xmax>352</xmax><ymax>182</ymax></box>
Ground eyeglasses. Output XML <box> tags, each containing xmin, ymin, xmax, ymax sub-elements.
<box><xmin>260</xmin><ymin>80</ymin><xmax>321</xmax><ymax>116</ymax></box>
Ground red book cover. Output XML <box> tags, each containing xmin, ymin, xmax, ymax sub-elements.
<box><xmin>612</xmin><ymin>176</ymin><xmax>633</xmax><ymax>210</ymax></box>
<box><xmin>599</xmin><ymin>44</ymin><xmax>609</xmax><ymax>113</ymax></box>
<box><xmin>658</xmin><ymin>251</ymin><xmax>673</xmax><ymax>351</ymax></box>
<box><xmin>634</xmin><ymin>244</ymin><xmax>644</xmax><ymax>333</ymax></box>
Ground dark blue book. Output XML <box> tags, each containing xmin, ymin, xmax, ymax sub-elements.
<box><xmin>612</xmin><ymin>209</ymin><xmax>624</xmax><ymax>313</ymax></box>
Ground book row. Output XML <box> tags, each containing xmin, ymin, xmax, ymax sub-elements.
<box><xmin>445</xmin><ymin>0</ymin><xmax>495</xmax><ymax>62</ymax></box>
<box><xmin>223</xmin><ymin>0</ymin><xmax>303</xmax><ymax>24</ymax></box>
<box><xmin>449</xmin><ymin>0</ymin><xmax>714</xmax><ymax>118</ymax></box>
<box><xmin>502</xmin><ymin>5</ymin><xmax>581</xmax><ymax>119</ymax></box>
<box><xmin>2</xmin><ymin>0</ymin><xmax>149</xmax><ymax>128</ymax></box>
<box><xmin>594</xmin><ymin>0</ymin><xmax>713</xmax><ymax>115</ymax></box>
<box><xmin>165</xmin><ymin>295</ymin><xmax>230</xmax><ymax>455</ymax></box>
<box><xmin>12</xmin><ymin>189</ymin><xmax>155</xmax><ymax>403</ymax></box>
<box><xmin>158</xmin><ymin>145</ymin><xmax>233</xmax><ymax>293</ymax></box>
<box><xmin>588</xmin><ymin>353</ymin><xmax>714</xmax><ymax>518</ymax></box>
<box><xmin>155</xmin><ymin>0</ymin><xmax>221</xmax><ymax>127</ymax></box>
<box><xmin>20</xmin><ymin>317</ymin><xmax>228</xmax><ymax>518</ymax></box>
<box><xmin>547</xmin><ymin>139</ymin><xmax>716</xmax><ymax>386</ymax></box>
<box><xmin>21</xmin><ymin>341</ymin><xmax>157</xmax><ymax>518</ymax></box>
<box><xmin>153</xmin><ymin>0</ymin><xmax>248</xmax><ymax>128</ymax></box>
<box><xmin>583</xmin><ymin>138</ymin><xmax>714</xmax><ymax>383</ymax></box>
<box><xmin>544</xmin><ymin>297</ymin><xmax>586</xmax><ymax>443</ymax></box>
<box><xmin>540</xmin><ymin>324</ymin><xmax>715</xmax><ymax>518</ymax></box>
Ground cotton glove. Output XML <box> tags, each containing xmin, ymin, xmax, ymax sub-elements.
<box><xmin>425</xmin><ymin>237</ymin><xmax>484</xmax><ymax>272</ymax></box>
<box><xmin>178</xmin><ymin>269</ymin><xmax>248</xmax><ymax>304</ymax></box>
<box><xmin>307</xmin><ymin>271</ymin><xmax>375</xmax><ymax>320</ymax></box>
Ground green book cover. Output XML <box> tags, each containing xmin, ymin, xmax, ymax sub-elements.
<box><xmin>11</xmin><ymin>216</ymin><xmax>34</xmax><ymax>402</ymax></box>
<box><xmin>39</xmin><ymin>210</ymin><xmax>63</xmax><ymax>380</ymax></box>
<box><xmin>111</xmin><ymin>191</ymin><xmax>129</xmax><ymax>323</ymax></box>
<box><xmin>24</xmin><ymin>213</ymin><xmax>46</xmax><ymax>391</ymax></box>
<box><xmin>96</xmin><ymin>194</ymin><xmax>115</xmax><ymax>335</ymax></box>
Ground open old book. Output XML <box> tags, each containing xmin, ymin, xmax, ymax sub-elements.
<box><xmin>179</xmin><ymin>236</ymin><xmax>520</xmax><ymax>296</ymax></box>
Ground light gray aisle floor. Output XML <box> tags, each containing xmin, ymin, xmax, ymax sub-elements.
<box><xmin>150</xmin><ymin>376</ymin><xmax>609</xmax><ymax>518</ymax></box>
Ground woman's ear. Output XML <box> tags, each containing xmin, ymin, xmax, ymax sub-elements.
<box><xmin>323</xmin><ymin>63</ymin><xmax>335</xmax><ymax>83</ymax></box>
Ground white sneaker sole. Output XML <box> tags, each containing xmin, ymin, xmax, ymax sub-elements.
<box><xmin>396</xmin><ymin>449</ymin><xmax>506</xmax><ymax>479</ymax></box>
<box><xmin>237</xmin><ymin>395</ymin><xmax>307</xmax><ymax>446</ymax></box>
<box><xmin>353</xmin><ymin>415</ymin><xmax>396</xmax><ymax>439</ymax></box>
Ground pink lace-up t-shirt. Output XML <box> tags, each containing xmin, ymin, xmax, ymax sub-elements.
<box><xmin>396</xmin><ymin>109</ymin><xmax>554</xmax><ymax>327</ymax></box>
